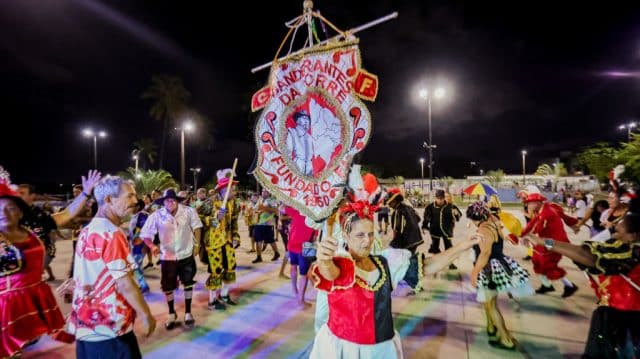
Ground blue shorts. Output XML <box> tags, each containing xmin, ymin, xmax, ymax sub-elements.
<box><xmin>76</xmin><ymin>331</ymin><xmax>141</xmax><ymax>359</ymax></box>
<box><xmin>289</xmin><ymin>252</ymin><xmax>310</xmax><ymax>275</ymax></box>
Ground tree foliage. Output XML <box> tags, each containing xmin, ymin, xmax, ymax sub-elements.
<box><xmin>440</xmin><ymin>176</ymin><xmax>455</xmax><ymax>189</ymax></box>
<box><xmin>118</xmin><ymin>168</ymin><xmax>178</xmax><ymax>195</ymax></box>
<box><xmin>535</xmin><ymin>164</ymin><xmax>554</xmax><ymax>176</ymax></box>
<box><xmin>617</xmin><ymin>133</ymin><xmax>640</xmax><ymax>182</ymax></box>
<box><xmin>485</xmin><ymin>169</ymin><xmax>505</xmax><ymax>188</ymax></box>
<box><xmin>142</xmin><ymin>75</ymin><xmax>191</xmax><ymax>169</ymax></box>
<box><xmin>133</xmin><ymin>138</ymin><xmax>158</xmax><ymax>169</ymax></box>
<box><xmin>576</xmin><ymin>142</ymin><xmax>619</xmax><ymax>183</ymax></box>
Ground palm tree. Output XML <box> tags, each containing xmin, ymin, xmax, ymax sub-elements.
<box><xmin>485</xmin><ymin>169</ymin><xmax>505</xmax><ymax>188</ymax></box>
<box><xmin>118</xmin><ymin>168</ymin><xmax>178</xmax><ymax>195</ymax></box>
<box><xmin>440</xmin><ymin>176</ymin><xmax>455</xmax><ymax>191</ymax></box>
<box><xmin>141</xmin><ymin>75</ymin><xmax>191</xmax><ymax>169</ymax></box>
<box><xmin>535</xmin><ymin>164</ymin><xmax>554</xmax><ymax>176</ymax></box>
<box><xmin>133</xmin><ymin>138</ymin><xmax>158</xmax><ymax>169</ymax></box>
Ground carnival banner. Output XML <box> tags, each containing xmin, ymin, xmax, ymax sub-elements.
<box><xmin>252</xmin><ymin>40</ymin><xmax>377</xmax><ymax>221</ymax></box>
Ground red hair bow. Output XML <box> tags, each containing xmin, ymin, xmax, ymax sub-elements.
<box><xmin>339</xmin><ymin>200</ymin><xmax>379</xmax><ymax>223</ymax></box>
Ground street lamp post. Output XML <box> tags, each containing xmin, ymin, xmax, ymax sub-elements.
<box><xmin>619</xmin><ymin>122</ymin><xmax>637</xmax><ymax>142</ymax></box>
<box><xmin>521</xmin><ymin>150</ymin><xmax>527</xmax><ymax>185</ymax></box>
<box><xmin>190</xmin><ymin>167</ymin><xmax>201</xmax><ymax>189</ymax></box>
<box><xmin>83</xmin><ymin>129</ymin><xmax>107</xmax><ymax>169</ymax></box>
<box><xmin>177</xmin><ymin>121</ymin><xmax>194</xmax><ymax>189</ymax></box>
<box><xmin>419</xmin><ymin>87</ymin><xmax>445</xmax><ymax>199</ymax></box>
<box><xmin>419</xmin><ymin>158</ymin><xmax>425</xmax><ymax>192</ymax></box>
<box><xmin>132</xmin><ymin>155</ymin><xmax>139</xmax><ymax>172</ymax></box>
<box><xmin>131</xmin><ymin>149</ymin><xmax>140</xmax><ymax>173</ymax></box>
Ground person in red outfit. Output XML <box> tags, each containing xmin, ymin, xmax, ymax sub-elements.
<box><xmin>0</xmin><ymin>173</ymin><xmax>66</xmax><ymax>358</ymax></box>
<box><xmin>524</xmin><ymin>196</ymin><xmax>640</xmax><ymax>358</ymax></box>
<box><xmin>520</xmin><ymin>192</ymin><xmax>579</xmax><ymax>298</ymax></box>
<box><xmin>309</xmin><ymin>200</ymin><xmax>478</xmax><ymax>358</ymax></box>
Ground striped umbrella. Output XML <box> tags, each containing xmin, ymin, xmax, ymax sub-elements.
<box><xmin>463</xmin><ymin>182</ymin><xmax>498</xmax><ymax>197</ymax></box>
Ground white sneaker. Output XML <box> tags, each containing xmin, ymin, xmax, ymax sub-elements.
<box><xmin>165</xmin><ymin>313</ymin><xmax>178</xmax><ymax>330</ymax></box>
<box><xmin>185</xmin><ymin>313</ymin><xmax>195</xmax><ymax>327</ymax></box>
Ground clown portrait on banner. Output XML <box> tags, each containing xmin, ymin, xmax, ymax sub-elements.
<box><xmin>251</xmin><ymin>38</ymin><xmax>378</xmax><ymax>222</ymax></box>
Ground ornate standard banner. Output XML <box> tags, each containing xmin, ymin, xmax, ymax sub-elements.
<box><xmin>252</xmin><ymin>40</ymin><xmax>377</xmax><ymax>221</ymax></box>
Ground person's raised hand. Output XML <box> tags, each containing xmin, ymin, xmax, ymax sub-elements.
<box><xmin>81</xmin><ymin>170</ymin><xmax>102</xmax><ymax>194</ymax></box>
<box><xmin>317</xmin><ymin>236</ymin><xmax>338</xmax><ymax>262</ymax></box>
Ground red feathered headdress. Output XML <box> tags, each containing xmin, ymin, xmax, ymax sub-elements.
<box><xmin>338</xmin><ymin>200</ymin><xmax>379</xmax><ymax>230</ymax></box>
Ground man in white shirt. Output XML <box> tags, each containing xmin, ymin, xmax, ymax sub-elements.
<box><xmin>141</xmin><ymin>189</ymin><xmax>203</xmax><ymax>330</ymax></box>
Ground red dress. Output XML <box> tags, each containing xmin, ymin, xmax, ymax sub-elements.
<box><xmin>0</xmin><ymin>232</ymin><xmax>66</xmax><ymax>358</ymax></box>
<box><xmin>521</xmin><ymin>203</ymin><xmax>577</xmax><ymax>280</ymax></box>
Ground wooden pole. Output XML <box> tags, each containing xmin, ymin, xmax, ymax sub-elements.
<box><xmin>221</xmin><ymin>158</ymin><xmax>239</xmax><ymax>210</ymax></box>
<box><xmin>251</xmin><ymin>12</ymin><xmax>398</xmax><ymax>73</ymax></box>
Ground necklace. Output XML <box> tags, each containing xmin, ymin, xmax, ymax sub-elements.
<box><xmin>354</xmin><ymin>256</ymin><xmax>387</xmax><ymax>292</ymax></box>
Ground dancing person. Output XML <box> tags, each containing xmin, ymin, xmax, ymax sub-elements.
<box><xmin>309</xmin><ymin>200</ymin><xmax>479</xmax><ymax>358</ymax></box>
<box><xmin>70</xmin><ymin>175</ymin><xmax>155</xmax><ymax>358</ymax></box>
<box><xmin>128</xmin><ymin>199</ymin><xmax>150</xmax><ymax>293</ymax></box>
<box><xmin>252</xmin><ymin>189</ymin><xmax>281</xmax><ymax>263</ymax></box>
<box><xmin>601</xmin><ymin>188</ymin><xmax>631</xmax><ymax>231</ymax></box>
<box><xmin>141</xmin><ymin>189</ymin><xmax>202</xmax><ymax>329</ymax></box>
<box><xmin>283</xmin><ymin>205</ymin><xmax>316</xmax><ymax>308</ymax></box>
<box><xmin>386</xmin><ymin>188</ymin><xmax>424</xmax><ymax>254</ymax></box>
<box><xmin>524</xmin><ymin>197</ymin><xmax>640</xmax><ymax>358</ymax></box>
<box><xmin>468</xmin><ymin>201</ymin><xmax>533</xmax><ymax>350</ymax></box>
<box><xmin>520</xmin><ymin>191</ymin><xmax>579</xmax><ymax>298</ymax></box>
<box><xmin>203</xmin><ymin>169</ymin><xmax>240</xmax><ymax>311</ymax></box>
<box><xmin>0</xmin><ymin>174</ymin><xmax>67</xmax><ymax>358</ymax></box>
<box><xmin>422</xmin><ymin>189</ymin><xmax>462</xmax><ymax>268</ymax></box>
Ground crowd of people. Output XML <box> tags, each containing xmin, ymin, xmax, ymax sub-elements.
<box><xmin>0</xmin><ymin>164</ymin><xmax>638</xmax><ymax>358</ymax></box>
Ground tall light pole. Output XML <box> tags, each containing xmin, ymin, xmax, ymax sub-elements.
<box><xmin>419</xmin><ymin>158</ymin><xmax>425</xmax><ymax>192</ymax></box>
<box><xmin>131</xmin><ymin>149</ymin><xmax>141</xmax><ymax>173</ymax></box>
<box><xmin>521</xmin><ymin>150</ymin><xmax>527</xmax><ymax>185</ymax></box>
<box><xmin>83</xmin><ymin>129</ymin><xmax>107</xmax><ymax>169</ymax></box>
<box><xmin>177</xmin><ymin>121</ymin><xmax>194</xmax><ymax>189</ymax></box>
<box><xmin>619</xmin><ymin>122</ymin><xmax>637</xmax><ymax>142</ymax></box>
<box><xmin>132</xmin><ymin>153</ymin><xmax>139</xmax><ymax>173</ymax></box>
<box><xmin>190</xmin><ymin>167</ymin><xmax>201</xmax><ymax>189</ymax></box>
<box><xmin>419</xmin><ymin>87</ymin><xmax>445</xmax><ymax>198</ymax></box>
<box><xmin>133</xmin><ymin>155</ymin><xmax>139</xmax><ymax>171</ymax></box>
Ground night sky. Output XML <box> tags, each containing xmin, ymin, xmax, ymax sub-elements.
<box><xmin>2</xmin><ymin>0</ymin><xmax>640</xmax><ymax>192</ymax></box>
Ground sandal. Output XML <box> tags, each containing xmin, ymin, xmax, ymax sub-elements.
<box><xmin>489</xmin><ymin>340</ymin><xmax>516</xmax><ymax>351</ymax></box>
<box><xmin>486</xmin><ymin>326</ymin><xmax>498</xmax><ymax>340</ymax></box>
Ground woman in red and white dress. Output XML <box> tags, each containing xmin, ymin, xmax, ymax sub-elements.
<box><xmin>309</xmin><ymin>200</ymin><xmax>479</xmax><ymax>358</ymax></box>
<box><xmin>0</xmin><ymin>180</ymin><xmax>66</xmax><ymax>358</ymax></box>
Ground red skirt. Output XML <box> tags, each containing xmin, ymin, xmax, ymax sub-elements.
<box><xmin>0</xmin><ymin>281</ymin><xmax>66</xmax><ymax>358</ymax></box>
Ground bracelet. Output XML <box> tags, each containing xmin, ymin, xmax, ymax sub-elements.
<box><xmin>81</xmin><ymin>191</ymin><xmax>92</xmax><ymax>199</ymax></box>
